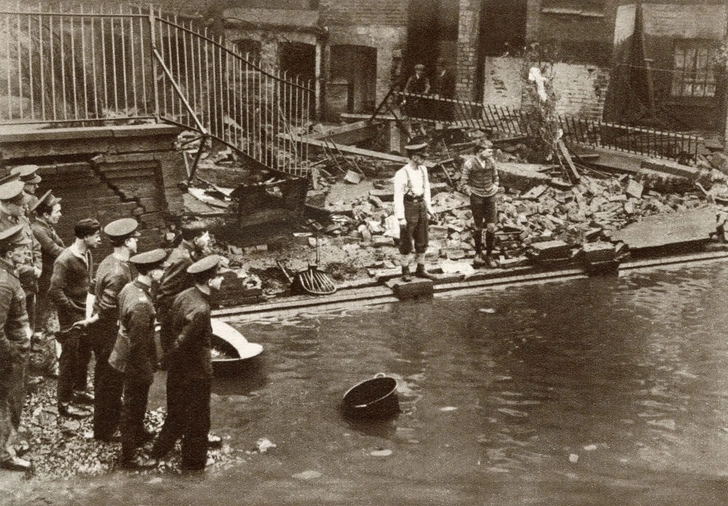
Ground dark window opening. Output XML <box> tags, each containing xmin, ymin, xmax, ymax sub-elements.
<box><xmin>280</xmin><ymin>42</ymin><xmax>315</xmax><ymax>84</ymax></box>
<box><xmin>235</xmin><ymin>39</ymin><xmax>262</xmax><ymax>62</ymax></box>
<box><xmin>481</xmin><ymin>0</ymin><xmax>527</xmax><ymax>56</ymax></box>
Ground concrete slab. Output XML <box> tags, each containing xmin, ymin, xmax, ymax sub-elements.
<box><xmin>610</xmin><ymin>206</ymin><xmax>717</xmax><ymax>250</ymax></box>
<box><xmin>388</xmin><ymin>278</ymin><xmax>434</xmax><ymax>299</ymax></box>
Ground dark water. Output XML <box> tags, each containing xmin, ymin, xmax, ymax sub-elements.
<box><xmin>7</xmin><ymin>261</ymin><xmax>728</xmax><ymax>505</ymax></box>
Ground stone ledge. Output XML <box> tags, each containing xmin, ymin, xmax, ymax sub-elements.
<box><xmin>0</xmin><ymin>123</ymin><xmax>181</xmax><ymax>144</ymax></box>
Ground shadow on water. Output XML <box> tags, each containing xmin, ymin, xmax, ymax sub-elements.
<box><xmin>343</xmin><ymin>416</ymin><xmax>399</xmax><ymax>439</ymax></box>
<box><xmin>212</xmin><ymin>356</ymin><xmax>268</xmax><ymax>396</ymax></box>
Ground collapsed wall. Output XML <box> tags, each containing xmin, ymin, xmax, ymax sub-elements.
<box><xmin>0</xmin><ymin>124</ymin><xmax>186</xmax><ymax>260</ymax></box>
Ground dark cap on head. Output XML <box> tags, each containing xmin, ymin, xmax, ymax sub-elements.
<box><xmin>0</xmin><ymin>180</ymin><xmax>27</xmax><ymax>205</ymax></box>
<box><xmin>10</xmin><ymin>165</ymin><xmax>41</xmax><ymax>184</ymax></box>
<box><xmin>104</xmin><ymin>218</ymin><xmax>140</xmax><ymax>241</ymax></box>
<box><xmin>30</xmin><ymin>189</ymin><xmax>62</xmax><ymax>213</ymax></box>
<box><xmin>405</xmin><ymin>135</ymin><xmax>428</xmax><ymax>155</ymax></box>
<box><xmin>476</xmin><ymin>139</ymin><xmax>494</xmax><ymax>150</ymax></box>
<box><xmin>130</xmin><ymin>248</ymin><xmax>167</xmax><ymax>269</ymax></box>
<box><xmin>187</xmin><ymin>254</ymin><xmax>222</xmax><ymax>276</ymax></box>
<box><xmin>74</xmin><ymin>218</ymin><xmax>101</xmax><ymax>238</ymax></box>
<box><xmin>180</xmin><ymin>220</ymin><xmax>208</xmax><ymax>241</ymax></box>
<box><xmin>0</xmin><ymin>224</ymin><xmax>30</xmax><ymax>250</ymax></box>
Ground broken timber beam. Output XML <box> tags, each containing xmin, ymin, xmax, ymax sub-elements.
<box><xmin>282</xmin><ymin>133</ymin><xmax>408</xmax><ymax>163</ymax></box>
<box><xmin>306</xmin><ymin>120</ymin><xmax>380</xmax><ymax>145</ymax></box>
<box><xmin>558</xmin><ymin>140</ymin><xmax>581</xmax><ymax>183</ymax></box>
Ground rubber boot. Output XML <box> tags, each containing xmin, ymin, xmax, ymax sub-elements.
<box><xmin>473</xmin><ymin>230</ymin><xmax>485</xmax><ymax>267</ymax></box>
<box><xmin>485</xmin><ymin>230</ymin><xmax>498</xmax><ymax>269</ymax></box>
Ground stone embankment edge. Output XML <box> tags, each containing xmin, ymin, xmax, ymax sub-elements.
<box><xmin>215</xmin><ymin>250</ymin><xmax>728</xmax><ymax>323</ymax></box>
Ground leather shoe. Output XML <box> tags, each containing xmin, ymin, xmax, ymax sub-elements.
<box><xmin>73</xmin><ymin>390</ymin><xmax>94</xmax><ymax>404</ymax></box>
<box><xmin>1</xmin><ymin>456</ymin><xmax>31</xmax><ymax>471</ymax></box>
<box><xmin>121</xmin><ymin>456</ymin><xmax>158</xmax><ymax>470</ymax></box>
<box><xmin>401</xmin><ymin>266</ymin><xmax>412</xmax><ymax>282</ymax></box>
<box><xmin>485</xmin><ymin>255</ymin><xmax>499</xmax><ymax>269</ymax></box>
<box><xmin>414</xmin><ymin>265</ymin><xmax>435</xmax><ymax>280</ymax></box>
<box><xmin>58</xmin><ymin>403</ymin><xmax>92</xmax><ymax>419</ymax></box>
<box><xmin>207</xmin><ymin>434</ymin><xmax>223</xmax><ymax>448</ymax></box>
<box><xmin>14</xmin><ymin>441</ymin><xmax>30</xmax><ymax>457</ymax></box>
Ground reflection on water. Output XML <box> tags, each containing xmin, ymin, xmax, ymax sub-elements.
<box><xmin>222</xmin><ymin>261</ymin><xmax>728</xmax><ymax>503</ymax></box>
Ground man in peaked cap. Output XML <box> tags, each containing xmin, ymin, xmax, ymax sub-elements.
<box><xmin>30</xmin><ymin>191</ymin><xmax>64</xmax><ymax>341</ymax></box>
<box><xmin>0</xmin><ymin>224</ymin><xmax>34</xmax><ymax>471</ymax></box>
<box><xmin>151</xmin><ymin>254</ymin><xmax>223</xmax><ymax>471</ymax></box>
<box><xmin>90</xmin><ymin>217</ymin><xmax>140</xmax><ymax>442</ymax></box>
<box><xmin>113</xmin><ymin>248</ymin><xmax>167</xmax><ymax>469</ymax></box>
<box><xmin>9</xmin><ymin>165</ymin><xmax>41</xmax><ymax>215</ymax></box>
<box><xmin>460</xmin><ymin>138</ymin><xmax>500</xmax><ymax>269</ymax></box>
<box><xmin>48</xmin><ymin>218</ymin><xmax>102</xmax><ymax>419</ymax></box>
<box><xmin>156</xmin><ymin>220</ymin><xmax>210</xmax><ymax>357</ymax></box>
<box><xmin>393</xmin><ymin>139</ymin><xmax>436</xmax><ymax>282</ymax></box>
<box><xmin>0</xmin><ymin>178</ymin><xmax>42</xmax><ymax>333</ymax></box>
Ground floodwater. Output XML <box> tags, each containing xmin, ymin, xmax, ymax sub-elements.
<box><xmin>6</xmin><ymin>260</ymin><xmax>728</xmax><ymax>505</ymax></box>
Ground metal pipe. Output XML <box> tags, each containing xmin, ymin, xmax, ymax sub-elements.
<box><xmin>149</xmin><ymin>8</ymin><xmax>159</xmax><ymax>121</ymax></box>
<box><xmin>110</xmin><ymin>12</ymin><xmax>118</xmax><ymax>114</ymax></box>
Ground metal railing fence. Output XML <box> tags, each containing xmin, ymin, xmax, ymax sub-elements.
<box><xmin>397</xmin><ymin>91</ymin><xmax>702</xmax><ymax>161</ymax></box>
<box><xmin>0</xmin><ymin>6</ymin><xmax>313</xmax><ymax>176</ymax></box>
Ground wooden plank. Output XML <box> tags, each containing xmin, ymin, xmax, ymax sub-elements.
<box><xmin>288</xmin><ymin>134</ymin><xmax>408</xmax><ymax>163</ymax></box>
<box><xmin>307</xmin><ymin>120</ymin><xmax>379</xmax><ymax>145</ymax></box>
<box><xmin>558</xmin><ymin>140</ymin><xmax>580</xmax><ymax>183</ymax></box>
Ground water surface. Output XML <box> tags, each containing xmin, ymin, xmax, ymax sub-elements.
<box><xmin>6</xmin><ymin>261</ymin><xmax>728</xmax><ymax>505</ymax></box>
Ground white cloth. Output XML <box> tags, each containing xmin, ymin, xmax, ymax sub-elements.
<box><xmin>393</xmin><ymin>162</ymin><xmax>432</xmax><ymax>220</ymax></box>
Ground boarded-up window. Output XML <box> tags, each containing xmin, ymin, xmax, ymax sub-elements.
<box><xmin>672</xmin><ymin>41</ymin><xmax>717</xmax><ymax>98</ymax></box>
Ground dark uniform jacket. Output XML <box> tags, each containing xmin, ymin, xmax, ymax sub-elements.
<box><xmin>93</xmin><ymin>254</ymin><xmax>133</xmax><ymax>358</ymax></box>
<box><xmin>117</xmin><ymin>279</ymin><xmax>157</xmax><ymax>385</ymax></box>
<box><xmin>0</xmin><ymin>211</ymin><xmax>41</xmax><ymax>294</ymax></box>
<box><xmin>156</xmin><ymin>240</ymin><xmax>196</xmax><ymax>313</ymax></box>
<box><xmin>165</xmin><ymin>286</ymin><xmax>213</xmax><ymax>380</ymax></box>
<box><xmin>48</xmin><ymin>247</ymin><xmax>93</xmax><ymax>332</ymax></box>
<box><xmin>0</xmin><ymin>258</ymin><xmax>30</xmax><ymax>367</ymax></box>
<box><xmin>30</xmin><ymin>217</ymin><xmax>64</xmax><ymax>295</ymax></box>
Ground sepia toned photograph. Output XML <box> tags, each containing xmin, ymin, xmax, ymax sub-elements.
<box><xmin>1</xmin><ymin>1</ymin><xmax>728</xmax><ymax>504</ymax></box>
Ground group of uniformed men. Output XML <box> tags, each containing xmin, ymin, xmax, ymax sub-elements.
<box><xmin>0</xmin><ymin>164</ymin><xmax>225</xmax><ymax>472</ymax></box>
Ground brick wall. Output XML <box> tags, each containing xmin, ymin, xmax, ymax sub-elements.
<box><xmin>641</xmin><ymin>3</ymin><xmax>725</xmax><ymax>39</ymax></box>
<box><xmin>456</xmin><ymin>0</ymin><xmax>481</xmax><ymax>100</ymax></box>
<box><xmin>319</xmin><ymin>0</ymin><xmax>408</xmax><ymax>26</ymax></box>
<box><xmin>483</xmin><ymin>57</ymin><xmax>610</xmax><ymax>120</ymax></box>
<box><xmin>0</xmin><ymin>125</ymin><xmax>186</xmax><ymax>261</ymax></box>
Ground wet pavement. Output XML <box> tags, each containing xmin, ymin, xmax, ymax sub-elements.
<box><xmin>4</xmin><ymin>260</ymin><xmax>728</xmax><ymax>505</ymax></box>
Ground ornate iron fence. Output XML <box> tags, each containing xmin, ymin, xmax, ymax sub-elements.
<box><xmin>0</xmin><ymin>5</ymin><xmax>313</xmax><ymax>176</ymax></box>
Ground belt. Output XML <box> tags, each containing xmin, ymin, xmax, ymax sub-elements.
<box><xmin>404</xmin><ymin>194</ymin><xmax>423</xmax><ymax>202</ymax></box>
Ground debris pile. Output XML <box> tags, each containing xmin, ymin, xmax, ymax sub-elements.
<box><xmin>18</xmin><ymin>380</ymin><xmax>238</xmax><ymax>480</ymax></box>
<box><xmin>182</xmin><ymin>124</ymin><xmax>728</xmax><ymax>297</ymax></box>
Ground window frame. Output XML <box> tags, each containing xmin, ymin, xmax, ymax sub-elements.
<box><xmin>671</xmin><ymin>39</ymin><xmax>718</xmax><ymax>99</ymax></box>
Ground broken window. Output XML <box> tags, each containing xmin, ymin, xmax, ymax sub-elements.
<box><xmin>671</xmin><ymin>41</ymin><xmax>717</xmax><ymax>98</ymax></box>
